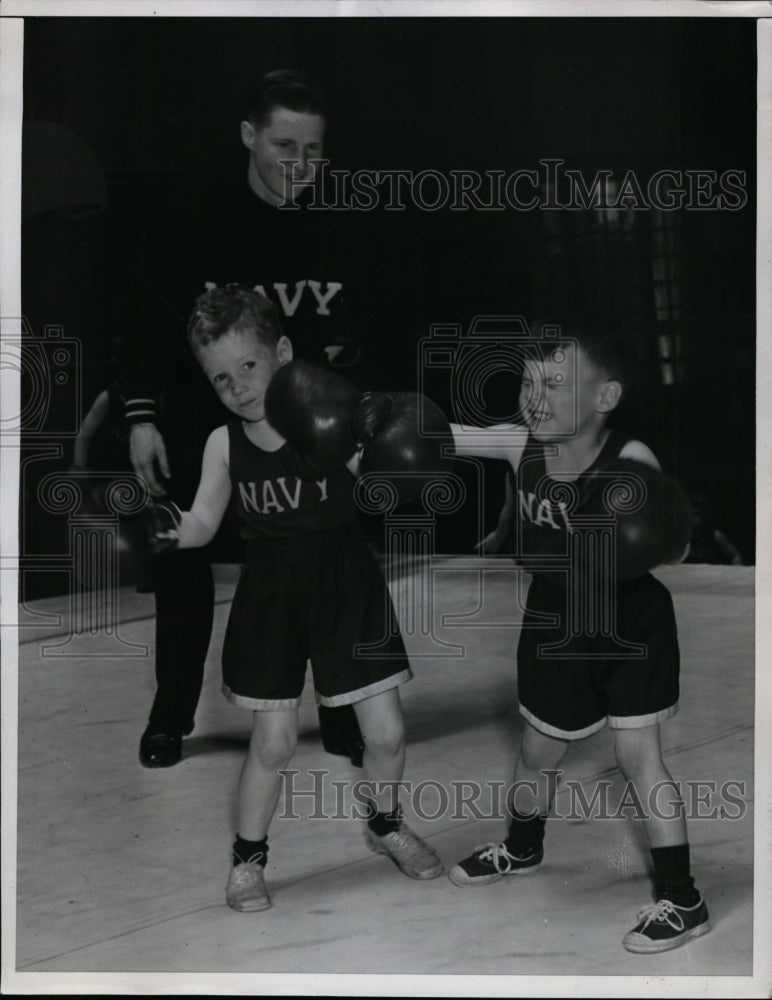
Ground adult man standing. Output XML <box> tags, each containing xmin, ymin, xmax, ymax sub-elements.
<box><xmin>120</xmin><ymin>71</ymin><xmax>366</xmax><ymax>768</ymax></box>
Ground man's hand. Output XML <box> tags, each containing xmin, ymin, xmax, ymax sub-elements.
<box><xmin>129</xmin><ymin>423</ymin><xmax>171</xmax><ymax>497</ymax></box>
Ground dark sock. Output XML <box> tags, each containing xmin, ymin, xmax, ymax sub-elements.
<box><xmin>650</xmin><ymin>844</ymin><xmax>701</xmax><ymax>906</ymax></box>
<box><xmin>233</xmin><ymin>835</ymin><xmax>268</xmax><ymax>867</ymax></box>
<box><xmin>504</xmin><ymin>809</ymin><xmax>547</xmax><ymax>857</ymax></box>
<box><xmin>366</xmin><ymin>800</ymin><xmax>402</xmax><ymax>836</ymax></box>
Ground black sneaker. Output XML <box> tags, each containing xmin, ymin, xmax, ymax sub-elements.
<box><xmin>623</xmin><ymin>898</ymin><xmax>711</xmax><ymax>953</ymax></box>
<box><xmin>448</xmin><ymin>842</ymin><xmax>543</xmax><ymax>887</ymax></box>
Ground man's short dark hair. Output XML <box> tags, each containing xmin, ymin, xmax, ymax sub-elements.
<box><xmin>187</xmin><ymin>284</ymin><xmax>284</xmax><ymax>353</ymax></box>
<box><xmin>529</xmin><ymin>312</ymin><xmax>636</xmax><ymax>393</ymax></box>
<box><xmin>245</xmin><ymin>69</ymin><xmax>326</xmax><ymax>131</ymax></box>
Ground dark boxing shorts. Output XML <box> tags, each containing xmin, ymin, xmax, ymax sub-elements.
<box><xmin>222</xmin><ymin>521</ymin><xmax>412</xmax><ymax>710</ymax></box>
<box><xmin>517</xmin><ymin>572</ymin><xmax>680</xmax><ymax>740</ymax></box>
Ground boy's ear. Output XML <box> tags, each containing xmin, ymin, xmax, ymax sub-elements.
<box><xmin>597</xmin><ymin>379</ymin><xmax>622</xmax><ymax>413</ymax></box>
<box><xmin>276</xmin><ymin>335</ymin><xmax>294</xmax><ymax>364</ymax></box>
<box><xmin>240</xmin><ymin>120</ymin><xmax>256</xmax><ymax>150</ymax></box>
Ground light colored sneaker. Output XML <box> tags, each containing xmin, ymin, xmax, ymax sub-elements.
<box><xmin>365</xmin><ymin>823</ymin><xmax>444</xmax><ymax>880</ymax></box>
<box><xmin>225</xmin><ymin>854</ymin><xmax>272</xmax><ymax>912</ymax></box>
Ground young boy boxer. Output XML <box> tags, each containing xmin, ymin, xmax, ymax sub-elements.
<box><xmin>143</xmin><ymin>284</ymin><xmax>445</xmax><ymax>911</ymax></box>
<box><xmin>449</xmin><ymin>319</ymin><xmax>709</xmax><ymax>954</ymax></box>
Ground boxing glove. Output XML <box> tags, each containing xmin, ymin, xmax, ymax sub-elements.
<box><xmin>352</xmin><ymin>391</ymin><xmax>455</xmax><ymax>504</ymax></box>
<box><xmin>137</xmin><ymin>499</ymin><xmax>183</xmax><ymax>558</ymax></box>
<box><xmin>578</xmin><ymin>459</ymin><xmax>692</xmax><ymax>581</ymax></box>
<box><xmin>264</xmin><ymin>360</ymin><xmax>362</xmax><ymax>478</ymax></box>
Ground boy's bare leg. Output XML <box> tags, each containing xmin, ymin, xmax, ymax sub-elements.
<box><xmin>611</xmin><ymin>724</ymin><xmax>688</xmax><ymax>846</ymax></box>
<box><xmin>508</xmin><ymin>721</ymin><xmax>569</xmax><ymax>817</ymax></box>
<box><xmin>226</xmin><ymin>708</ymin><xmax>298</xmax><ymax>912</ymax></box>
<box><xmin>352</xmin><ymin>688</ymin><xmax>405</xmax><ymax>813</ymax></box>
<box><xmin>611</xmin><ymin>724</ymin><xmax>709</xmax><ymax>952</ymax></box>
<box><xmin>238</xmin><ymin>708</ymin><xmax>299</xmax><ymax>840</ymax></box>
<box><xmin>353</xmin><ymin>688</ymin><xmax>442</xmax><ymax>879</ymax></box>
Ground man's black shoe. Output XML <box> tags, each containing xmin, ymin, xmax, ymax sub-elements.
<box><xmin>139</xmin><ymin>728</ymin><xmax>182</xmax><ymax>768</ymax></box>
<box><xmin>323</xmin><ymin>738</ymin><xmax>365</xmax><ymax>768</ymax></box>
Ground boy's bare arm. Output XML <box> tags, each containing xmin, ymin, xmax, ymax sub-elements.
<box><xmin>618</xmin><ymin>438</ymin><xmax>661</xmax><ymax>471</ymax></box>
<box><xmin>450</xmin><ymin>422</ymin><xmax>529</xmax><ymax>469</ymax></box>
<box><xmin>177</xmin><ymin>427</ymin><xmax>233</xmax><ymax>548</ymax></box>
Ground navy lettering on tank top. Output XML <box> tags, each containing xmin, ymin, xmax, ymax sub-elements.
<box><xmin>507</xmin><ymin>428</ymin><xmax>633</xmax><ymax>574</ymax></box>
<box><xmin>228</xmin><ymin>420</ymin><xmax>356</xmax><ymax>539</ymax></box>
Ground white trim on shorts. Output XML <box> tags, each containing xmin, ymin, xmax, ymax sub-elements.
<box><xmin>520</xmin><ymin>701</ymin><xmax>679</xmax><ymax>740</ymax></box>
<box><xmin>519</xmin><ymin>705</ymin><xmax>607</xmax><ymax>741</ymax></box>
<box><xmin>317</xmin><ymin>668</ymin><xmax>413</xmax><ymax>708</ymax></box>
<box><xmin>222</xmin><ymin>684</ymin><xmax>302</xmax><ymax>711</ymax></box>
<box><xmin>221</xmin><ymin>668</ymin><xmax>413</xmax><ymax>712</ymax></box>
<box><xmin>607</xmin><ymin>703</ymin><xmax>679</xmax><ymax>729</ymax></box>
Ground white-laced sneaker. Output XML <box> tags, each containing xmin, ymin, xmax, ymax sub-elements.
<box><xmin>448</xmin><ymin>841</ymin><xmax>543</xmax><ymax>887</ymax></box>
<box><xmin>225</xmin><ymin>854</ymin><xmax>272</xmax><ymax>912</ymax></box>
<box><xmin>623</xmin><ymin>897</ymin><xmax>710</xmax><ymax>953</ymax></box>
<box><xmin>365</xmin><ymin>823</ymin><xmax>444</xmax><ymax>880</ymax></box>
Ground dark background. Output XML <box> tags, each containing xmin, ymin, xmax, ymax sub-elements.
<box><xmin>19</xmin><ymin>16</ymin><xmax>756</xmax><ymax>597</ymax></box>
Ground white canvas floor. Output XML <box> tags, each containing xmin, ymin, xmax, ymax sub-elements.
<box><xmin>8</xmin><ymin>559</ymin><xmax>757</xmax><ymax>989</ymax></box>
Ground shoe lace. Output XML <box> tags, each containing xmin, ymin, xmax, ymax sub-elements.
<box><xmin>379</xmin><ymin>821</ymin><xmax>436</xmax><ymax>858</ymax></box>
<box><xmin>635</xmin><ymin>900</ymin><xmax>685</xmax><ymax>932</ymax></box>
<box><xmin>475</xmin><ymin>842</ymin><xmax>530</xmax><ymax>874</ymax></box>
<box><xmin>234</xmin><ymin>851</ymin><xmax>266</xmax><ymax>870</ymax></box>
<box><xmin>386</xmin><ymin>826</ymin><xmax>421</xmax><ymax>852</ymax></box>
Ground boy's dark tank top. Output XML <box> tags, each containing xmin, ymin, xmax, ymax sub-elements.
<box><xmin>228</xmin><ymin>420</ymin><xmax>356</xmax><ymax>539</ymax></box>
<box><xmin>507</xmin><ymin>428</ymin><xmax>634</xmax><ymax>577</ymax></box>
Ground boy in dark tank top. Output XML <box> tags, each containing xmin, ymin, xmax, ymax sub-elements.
<box><xmin>448</xmin><ymin>318</ymin><xmax>709</xmax><ymax>954</ymax></box>
<box><xmin>141</xmin><ymin>284</ymin><xmax>443</xmax><ymax>912</ymax></box>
